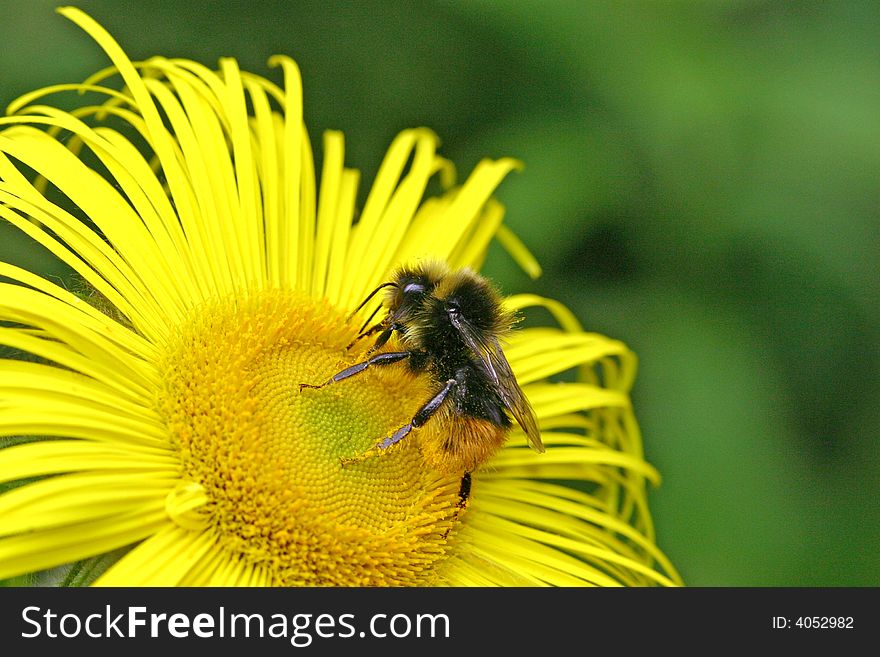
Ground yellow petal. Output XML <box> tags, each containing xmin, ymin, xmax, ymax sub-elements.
<box><xmin>0</xmin><ymin>440</ymin><xmax>177</xmax><ymax>485</ymax></box>
<box><xmin>95</xmin><ymin>526</ymin><xmax>216</xmax><ymax>586</ymax></box>
<box><xmin>0</xmin><ymin>472</ymin><xmax>173</xmax><ymax>536</ymax></box>
<box><xmin>312</xmin><ymin>130</ymin><xmax>345</xmax><ymax>297</ymax></box>
<box><xmin>267</xmin><ymin>55</ymin><xmax>304</xmax><ymax>288</ymax></box>
<box><xmin>0</xmin><ymin>505</ymin><xmax>168</xmax><ymax>580</ymax></box>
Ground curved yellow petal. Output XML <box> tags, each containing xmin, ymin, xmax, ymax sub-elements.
<box><xmin>0</xmin><ymin>505</ymin><xmax>168</xmax><ymax>580</ymax></box>
<box><xmin>0</xmin><ymin>440</ymin><xmax>178</xmax><ymax>485</ymax></box>
<box><xmin>0</xmin><ymin>472</ymin><xmax>173</xmax><ymax>537</ymax></box>
<box><xmin>95</xmin><ymin>526</ymin><xmax>216</xmax><ymax>586</ymax></box>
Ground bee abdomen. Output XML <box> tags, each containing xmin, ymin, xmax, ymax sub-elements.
<box><xmin>419</xmin><ymin>414</ymin><xmax>508</xmax><ymax>475</ymax></box>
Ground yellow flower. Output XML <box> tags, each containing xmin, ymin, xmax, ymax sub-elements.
<box><xmin>0</xmin><ymin>7</ymin><xmax>681</xmax><ymax>587</ymax></box>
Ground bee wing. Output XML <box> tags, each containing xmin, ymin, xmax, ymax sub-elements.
<box><xmin>450</xmin><ymin>315</ymin><xmax>545</xmax><ymax>453</ymax></box>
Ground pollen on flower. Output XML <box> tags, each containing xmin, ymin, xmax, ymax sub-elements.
<box><xmin>156</xmin><ymin>291</ymin><xmax>462</xmax><ymax>585</ymax></box>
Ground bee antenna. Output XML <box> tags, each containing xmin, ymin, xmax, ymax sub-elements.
<box><xmin>356</xmin><ymin>302</ymin><xmax>385</xmax><ymax>336</ymax></box>
<box><xmin>347</xmin><ymin>281</ymin><xmax>398</xmax><ymax>321</ymax></box>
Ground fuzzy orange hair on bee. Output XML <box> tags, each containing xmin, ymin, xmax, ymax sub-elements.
<box><xmin>300</xmin><ymin>260</ymin><xmax>544</xmax><ymax>510</ymax></box>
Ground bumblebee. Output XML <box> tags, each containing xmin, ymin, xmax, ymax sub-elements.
<box><xmin>301</xmin><ymin>260</ymin><xmax>544</xmax><ymax>509</ymax></box>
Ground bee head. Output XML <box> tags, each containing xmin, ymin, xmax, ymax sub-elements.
<box><xmin>385</xmin><ymin>261</ymin><xmax>446</xmax><ymax>316</ymax></box>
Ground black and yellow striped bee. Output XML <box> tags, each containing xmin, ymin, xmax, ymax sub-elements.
<box><xmin>302</xmin><ymin>260</ymin><xmax>544</xmax><ymax>508</ymax></box>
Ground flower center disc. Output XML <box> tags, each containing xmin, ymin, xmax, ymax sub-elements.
<box><xmin>158</xmin><ymin>291</ymin><xmax>461</xmax><ymax>585</ymax></box>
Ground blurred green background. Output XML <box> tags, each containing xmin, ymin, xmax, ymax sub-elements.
<box><xmin>1</xmin><ymin>0</ymin><xmax>877</xmax><ymax>586</ymax></box>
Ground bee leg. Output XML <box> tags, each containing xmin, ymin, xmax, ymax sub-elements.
<box><xmin>443</xmin><ymin>472</ymin><xmax>472</xmax><ymax>539</ymax></box>
<box><xmin>344</xmin><ymin>321</ymin><xmax>383</xmax><ymax>351</ymax></box>
<box><xmin>298</xmin><ymin>350</ymin><xmax>412</xmax><ymax>391</ymax></box>
<box><xmin>379</xmin><ymin>378</ymin><xmax>457</xmax><ymax>448</ymax></box>
<box><xmin>340</xmin><ymin>378</ymin><xmax>457</xmax><ymax>465</ymax></box>
<box><xmin>364</xmin><ymin>322</ymin><xmax>401</xmax><ymax>356</ymax></box>
<box><xmin>456</xmin><ymin>472</ymin><xmax>472</xmax><ymax>509</ymax></box>
<box><xmin>345</xmin><ymin>319</ymin><xmax>403</xmax><ymax>354</ymax></box>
